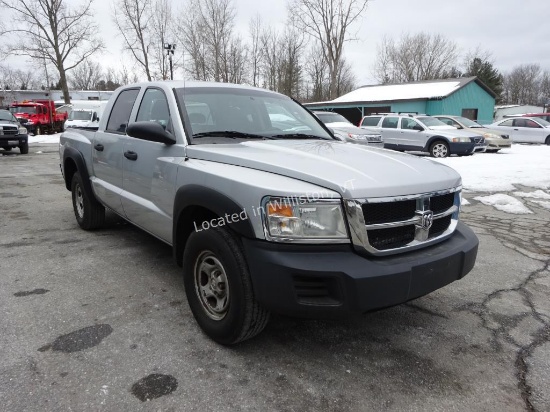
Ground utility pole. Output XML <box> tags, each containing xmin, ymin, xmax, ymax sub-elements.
<box><xmin>164</xmin><ymin>43</ymin><xmax>175</xmax><ymax>80</ymax></box>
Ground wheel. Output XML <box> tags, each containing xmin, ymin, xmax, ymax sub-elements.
<box><xmin>183</xmin><ymin>226</ymin><xmax>270</xmax><ymax>345</ymax></box>
<box><xmin>71</xmin><ymin>171</ymin><xmax>105</xmax><ymax>230</ymax></box>
<box><xmin>429</xmin><ymin>141</ymin><xmax>449</xmax><ymax>158</ymax></box>
<box><xmin>545</xmin><ymin>136</ymin><xmax>550</xmax><ymax>145</ymax></box>
<box><xmin>35</xmin><ymin>125</ymin><xmax>42</xmax><ymax>135</ymax></box>
<box><xmin>19</xmin><ymin>142</ymin><xmax>29</xmax><ymax>154</ymax></box>
<box><xmin>485</xmin><ymin>149</ymin><xmax>499</xmax><ymax>153</ymax></box>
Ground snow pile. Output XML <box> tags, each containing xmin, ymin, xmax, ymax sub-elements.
<box><xmin>473</xmin><ymin>194</ymin><xmax>533</xmax><ymax>214</ymax></box>
<box><xmin>29</xmin><ymin>133</ymin><xmax>61</xmax><ymax>144</ymax></box>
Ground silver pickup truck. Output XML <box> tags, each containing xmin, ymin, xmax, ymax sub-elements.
<box><xmin>59</xmin><ymin>81</ymin><xmax>478</xmax><ymax>344</ymax></box>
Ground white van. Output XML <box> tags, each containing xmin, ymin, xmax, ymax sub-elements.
<box><xmin>65</xmin><ymin>101</ymin><xmax>107</xmax><ymax>129</ymax></box>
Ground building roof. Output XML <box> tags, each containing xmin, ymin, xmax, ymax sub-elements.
<box><xmin>306</xmin><ymin>77</ymin><xmax>496</xmax><ymax>106</ymax></box>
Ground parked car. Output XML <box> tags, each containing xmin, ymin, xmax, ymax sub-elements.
<box><xmin>0</xmin><ymin>109</ymin><xmax>29</xmax><ymax>154</ymax></box>
<box><xmin>434</xmin><ymin>115</ymin><xmax>511</xmax><ymax>153</ymax></box>
<box><xmin>521</xmin><ymin>113</ymin><xmax>550</xmax><ymax>122</ymax></box>
<box><xmin>313</xmin><ymin>111</ymin><xmax>383</xmax><ymax>147</ymax></box>
<box><xmin>488</xmin><ymin>117</ymin><xmax>550</xmax><ymax>145</ymax></box>
<box><xmin>59</xmin><ymin>81</ymin><xmax>478</xmax><ymax>344</ymax></box>
<box><xmin>359</xmin><ymin>114</ymin><xmax>486</xmax><ymax>158</ymax></box>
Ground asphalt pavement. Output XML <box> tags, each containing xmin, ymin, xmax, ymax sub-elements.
<box><xmin>1</xmin><ymin>145</ymin><xmax>549</xmax><ymax>411</ymax></box>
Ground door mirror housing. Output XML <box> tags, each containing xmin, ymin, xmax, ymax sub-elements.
<box><xmin>413</xmin><ymin>125</ymin><xmax>424</xmax><ymax>132</ymax></box>
<box><xmin>126</xmin><ymin>121</ymin><xmax>177</xmax><ymax>145</ymax></box>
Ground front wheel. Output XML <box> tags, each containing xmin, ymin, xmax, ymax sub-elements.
<box><xmin>71</xmin><ymin>171</ymin><xmax>105</xmax><ymax>230</ymax></box>
<box><xmin>545</xmin><ymin>136</ymin><xmax>550</xmax><ymax>145</ymax></box>
<box><xmin>35</xmin><ymin>125</ymin><xmax>42</xmax><ymax>135</ymax></box>
<box><xmin>183</xmin><ymin>226</ymin><xmax>270</xmax><ymax>345</ymax></box>
<box><xmin>19</xmin><ymin>142</ymin><xmax>29</xmax><ymax>154</ymax></box>
<box><xmin>429</xmin><ymin>141</ymin><xmax>449</xmax><ymax>158</ymax></box>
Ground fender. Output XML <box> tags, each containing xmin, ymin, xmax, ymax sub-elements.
<box><xmin>173</xmin><ymin>185</ymin><xmax>256</xmax><ymax>265</ymax></box>
<box><xmin>423</xmin><ymin>135</ymin><xmax>447</xmax><ymax>151</ymax></box>
<box><xmin>62</xmin><ymin>146</ymin><xmax>94</xmax><ymax>199</ymax></box>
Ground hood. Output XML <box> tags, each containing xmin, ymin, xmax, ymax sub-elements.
<box><xmin>185</xmin><ymin>140</ymin><xmax>461</xmax><ymax>199</ymax></box>
<box><xmin>330</xmin><ymin>125</ymin><xmax>379</xmax><ymax>135</ymax></box>
<box><xmin>427</xmin><ymin>127</ymin><xmax>481</xmax><ymax>138</ymax></box>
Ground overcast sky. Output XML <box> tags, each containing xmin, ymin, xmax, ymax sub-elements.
<box><xmin>6</xmin><ymin>0</ymin><xmax>550</xmax><ymax>86</ymax></box>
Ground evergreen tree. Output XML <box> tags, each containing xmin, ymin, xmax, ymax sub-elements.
<box><xmin>465</xmin><ymin>57</ymin><xmax>504</xmax><ymax>102</ymax></box>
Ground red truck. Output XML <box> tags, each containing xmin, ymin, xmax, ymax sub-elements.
<box><xmin>9</xmin><ymin>99</ymin><xmax>68</xmax><ymax>135</ymax></box>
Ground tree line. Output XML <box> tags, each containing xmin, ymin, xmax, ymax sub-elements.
<box><xmin>1</xmin><ymin>0</ymin><xmax>549</xmax><ymax>107</ymax></box>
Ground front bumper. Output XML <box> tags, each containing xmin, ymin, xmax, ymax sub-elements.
<box><xmin>243</xmin><ymin>221</ymin><xmax>478</xmax><ymax>317</ymax></box>
<box><xmin>0</xmin><ymin>134</ymin><xmax>28</xmax><ymax>148</ymax></box>
<box><xmin>448</xmin><ymin>142</ymin><xmax>485</xmax><ymax>155</ymax></box>
<box><xmin>485</xmin><ymin>138</ymin><xmax>512</xmax><ymax>150</ymax></box>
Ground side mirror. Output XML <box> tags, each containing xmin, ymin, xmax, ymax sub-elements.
<box><xmin>92</xmin><ymin>112</ymin><xmax>99</xmax><ymax>122</ymax></box>
<box><xmin>126</xmin><ymin>121</ymin><xmax>176</xmax><ymax>145</ymax></box>
<box><xmin>413</xmin><ymin>125</ymin><xmax>424</xmax><ymax>132</ymax></box>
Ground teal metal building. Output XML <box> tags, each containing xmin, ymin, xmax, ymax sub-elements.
<box><xmin>304</xmin><ymin>77</ymin><xmax>496</xmax><ymax>126</ymax></box>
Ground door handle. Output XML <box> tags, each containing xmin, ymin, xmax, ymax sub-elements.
<box><xmin>513</xmin><ymin>129</ymin><xmax>519</xmax><ymax>131</ymax></box>
<box><xmin>94</xmin><ymin>143</ymin><xmax>104</xmax><ymax>151</ymax></box>
<box><xmin>124</xmin><ymin>151</ymin><xmax>138</xmax><ymax>161</ymax></box>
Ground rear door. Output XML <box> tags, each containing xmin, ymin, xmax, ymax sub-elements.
<box><xmin>120</xmin><ymin>87</ymin><xmax>186</xmax><ymax>243</ymax></box>
<box><xmin>91</xmin><ymin>88</ymin><xmax>140</xmax><ymax>215</ymax></box>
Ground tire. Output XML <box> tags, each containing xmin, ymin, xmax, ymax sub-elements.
<box><xmin>183</xmin><ymin>226</ymin><xmax>270</xmax><ymax>345</ymax></box>
<box><xmin>35</xmin><ymin>125</ymin><xmax>42</xmax><ymax>135</ymax></box>
<box><xmin>71</xmin><ymin>171</ymin><xmax>105</xmax><ymax>230</ymax></box>
<box><xmin>429</xmin><ymin>141</ymin><xmax>449</xmax><ymax>158</ymax></box>
<box><xmin>19</xmin><ymin>142</ymin><xmax>29</xmax><ymax>154</ymax></box>
<box><xmin>485</xmin><ymin>149</ymin><xmax>499</xmax><ymax>153</ymax></box>
<box><xmin>545</xmin><ymin>136</ymin><xmax>550</xmax><ymax>145</ymax></box>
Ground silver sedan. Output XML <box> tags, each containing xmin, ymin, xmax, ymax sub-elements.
<box><xmin>488</xmin><ymin>117</ymin><xmax>550</xmax><ymax>145</ymax></box>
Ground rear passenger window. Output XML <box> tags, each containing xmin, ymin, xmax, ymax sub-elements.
<box><xmin>106</xmin><ymin>88</ymin><xmax>140</xmax><ymax>134</ymax></box>
<box><xmin>361</xmin><ymin>116</ymin><xmax>381</xmax><ymax>127</ymax></box>
<box><xmin>381</xmin><ymin>117</ymin><xmax>399</xmax><ymax>129</ymax></box>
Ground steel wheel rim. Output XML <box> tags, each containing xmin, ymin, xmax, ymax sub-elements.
<box><xmin>75</xmin><ymin>184</ymin><xmax>84</xmax><ymax>218</ymax></box>
<box><xmin>432</xmin><ymin>144</ymin><xmax>448</xmax><ymax>158</ymax></box>
<box><xmin>194</xmin><ymin>251</ymin><xmax>229</xmax><ymax>321</ymax></box>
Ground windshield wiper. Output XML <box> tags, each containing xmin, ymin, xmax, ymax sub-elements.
<box><xmin>270</xmin><ymin>133</ymin><xmax>328</xmax><ymax>140</ymax></box>
<box><xmin>192</xmin><ymin>131</ymin><xmax>274</xmax><ymax>139</ymax></box>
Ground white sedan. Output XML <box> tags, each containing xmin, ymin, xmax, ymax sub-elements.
<box><xmin>489</xmin><ymin>117</ymin><xmax>550</xmax><ymax>145</ymax></box>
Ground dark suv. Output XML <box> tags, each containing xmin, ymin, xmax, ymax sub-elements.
<box><xmin>0</xmin><ymin>109</ymin><xmax>29</xmax><ymax>154</ymax></box>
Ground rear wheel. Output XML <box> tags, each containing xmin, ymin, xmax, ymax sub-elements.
<box><xmin>71</xmin><ymin>171</ymin><xmax>105</xmax><ymax>230</ymax></box>
<box><xmin>545</xmin><ymin>136</ymin><xmax>550</xmax><ymax>145</ymax></box>
<box><xmin>35</xmin><ymin>125</ymin><xmax>42</xmax><ymax>135</ymax></box>
<box><xmin>183</xmin><ymin>226</ymin><xmax>270</xmax><ymax>345</ymax></box>
<box><xmin>429</xmin><ymin>141</ymin><xmax>449</xmax><ymax>158</ymax></box>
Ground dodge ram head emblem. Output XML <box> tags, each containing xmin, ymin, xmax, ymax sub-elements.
<box><xmin>420</xmin><ymin>211</ymin><xmax>433</xmax><ymax>230</ymax></box>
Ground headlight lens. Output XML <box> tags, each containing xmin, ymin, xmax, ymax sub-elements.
<box><xmin>18</xmin><ymin>126</ymin><xmax>27</xmax><ymax>134</ymax></box>
<box><xmin>451</xmin><ymin>137</ymin><xmax>471</xmax><ymax>143</ymax></box>
<box><xmin>262</xmin><ymin>197</ymin><xmax>348</xmax><ymax>242</ymax></box>
<box><xmin>483</xmin><ymin>133</ymin><xmax>499</xmax><ymax>139</ymax></box>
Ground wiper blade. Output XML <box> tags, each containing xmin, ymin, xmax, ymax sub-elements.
<box><xmin>192</xmin><ymin>131</ymin><xmax>273</xmax><ymax>139</ymax></box>
<box><xmin>270</xmin><ymin>133</ymin><xmax>327</xmax><ymax>140</ymax></box>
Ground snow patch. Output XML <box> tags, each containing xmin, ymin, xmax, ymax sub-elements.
<box><xmin>531</xmin><ymin>201</ymin><xmax>550</xmax><ymax>210</ymax></box>
<box><xmin>473</xmin><ymin>194</ymin><xmax>533</xmax><ymax>214</ymax></box>
<box><xmin>514</xmin><ymin>190</ymin><xmax>550</xmax><ymax>200</ymax></box>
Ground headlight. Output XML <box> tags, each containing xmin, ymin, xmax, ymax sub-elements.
<box><xmin>451</xmin><ymin>137</ymin><xmax>471</xmax><ymax>143</ymax></box>
<box><xmin>262</xmin><ymin>196</ymin><xmax>349</xmax><ymax>242</ymax></box>
<box><xmin>348</xmin><ymin>133</ymin><xmax>366</xmax><ymax>140</ymax></box>
<box><xmin>483</xmin><ymin>133</ymin><xmax>500</xmax><ymax>139</ymax></box>
<box><xmin>18</xmin><ymin>126</ymin><xmax>27</xmax><ymax>134</ymax></box>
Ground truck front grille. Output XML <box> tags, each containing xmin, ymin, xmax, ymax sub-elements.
<box><xmin>0</xmin><ymin>126</ymin><xmax>18</xmax><ymax>136</ymax></box>
<box><xmin>345</xmin><ymin>188</ymin><xmax>460</xmax><ymax>256</ymax></box>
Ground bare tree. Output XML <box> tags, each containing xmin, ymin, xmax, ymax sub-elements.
<box><xmin>248</xmin><ymin>15</ymin><xmax>263</xmax><ymax>87</ymax></box>
<box><xmin>175</xmin><ymin>2</ymin><xmax>208</xmax><ymax>80</ymax></box>
<box><xmin>69</xmin><ymin>59</ymin><xmax>103</xmax><ymax>90</ymax></box>
<box><xmin>0</xmin><ymin>0</ymin><xmax>104</xmax><ymax>103</ymax></box>
<box><xmin>503</xmin><ymin>64</ymin><xmax>542</xmax><ymax>105</ymax></box>
<box><xmin>113</xmin><ymin>0</ymin><xmax>155</xmax><ymax>81</ymax></box>
<box><xmin>373</xmin><ymin>33</ymin><xmax>459</xmax><ymax>84</ymax></box>
<box><xmin>304</xmin><ymin>44</ymin><xmax>329</xmax><ymax>101</ymax></box>
<box><xmin>150</xmin><ymin>0</ymin><xmax>173</xmax><ymax>80</ymax></box>
<box><xmin>289</xmin><ymin>0</ymin><xmax>369</xmax><ymax>99</ymax></box>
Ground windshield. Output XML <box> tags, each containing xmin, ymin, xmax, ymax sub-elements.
<box><xmin>9</xmin><ymin>106</ymin><xmax>36</xmax><ymax>115</ymax></box>
<box><xmin>69</xmin><ymin>110</ymin><xmax>93</xmax><ymax>121</ymax></box>
<box><xmin>417</xmin><ymin>116</ymin><xmax>449</xmax><ymax>127</ymax></box>
<box><xmin>455</xmin><ymin>116</ymin><xmax>482</xmax><ymax>127</ymax></box>
<box><xmin>315</xmin><ymin>112</ymin><xmax>351</xmax><ymax>125</ymax></box>
<box><xmin>176</xmin><ymin>87</ymin><xmax>334</xmax><ymax>143</ymax></box>
<box><xmin>0</xmin><ymin>110</ymin><xmax>16</xmax><ymax>122</ymax></box>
